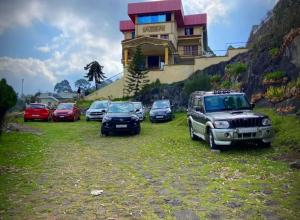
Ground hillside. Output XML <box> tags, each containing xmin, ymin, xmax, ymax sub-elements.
<box><xmin>136</xmin><ymin>0</ymin><xmax>300</xmax><ymax>114</ymax></box>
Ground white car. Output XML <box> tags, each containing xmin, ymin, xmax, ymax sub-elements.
<box><xmin>132</xmin><ymin>102</ymin><xmax>145</xmax><ymax>121</ymax></box>
<box><xmin>86</xmin><ymin>100</ymin><xmax>110</xmax><ymax>121</ymax></box>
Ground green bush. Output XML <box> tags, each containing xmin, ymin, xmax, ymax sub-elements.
<box><xmin>263</xmin><ymin>71</ymin><xmax>285</xmax><ymax>81</ymax></box>
<box><xmin>210</xmin><ymin>74</ymin><xmax>222</xmax><ymax>83</ymax></box>
<box><xmin>183</xmin><ymin>74</ymin><xmax>211</xmax><ymax>95</ymax></box>
<box><xmin>0</xmin><ymin>79</ymin><xmax>17</xmax><ymax>134</ymax></box>
<box><xmin>225</xmin><ymin>62</ymin><xmax>247</xmax><ymax>77</ymax></box>
<box><xmin>265</xmin><ymin>86</ymin><xmax>285</xmax><ymax>102</ymax></box>
<box><xmin>269</xmin><ymin>47</ymin><xmax>279</xmax><ymax>57</ymax></box>
<box><xmin>220</xmin><ymin>80</ymin><xmax>232</xmax><ymax>89</ymax></box>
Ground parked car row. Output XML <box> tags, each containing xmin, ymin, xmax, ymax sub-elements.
<box><xmin>24</xmin><ymin>102</ymin><xmax>80</xmax><ymax>122</ymax></box>
<box><xmin>24</xmin><ymin>90</ymin><xmax>274</xmax><ymax>149</ymax></box>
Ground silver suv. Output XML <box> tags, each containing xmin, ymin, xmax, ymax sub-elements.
<box><xmin>187</xmin><ymin>91</ymin><xmax>273</xmax><ymax>150</ymax></box>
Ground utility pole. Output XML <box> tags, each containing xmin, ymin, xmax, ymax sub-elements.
<box><xmin>21</xmin><ymin>78</ymin><xmax>24</xmax><ymax>97</ymax></box>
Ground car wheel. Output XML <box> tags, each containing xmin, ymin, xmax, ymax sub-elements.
<box><xmin>260</xmin><ymin>141</ymin><xmax>271</xmax><ymax>148</ymax></box>
<box><xmin>208</xmin><ymin>128</ymin><xmax>219</xmax><ymax>150</ymax></box>
<box><xmin>24</xmin><ymin>118</ymin><xmax>28</xmax><ymax>122</ymax></box>
<box><xmin>135</xmin><ymin>124</ymin><xmax>141</xmax><ymax>135</ymax></box>
<box><xmin>86</xmin><ymin>117</ymin><xmax>90</xmax><ymax>122</ymax></box>
<box><xmin>189</xmin><ymin>122</ymin><xmax>198</xmax><ymax>140</ymax></box>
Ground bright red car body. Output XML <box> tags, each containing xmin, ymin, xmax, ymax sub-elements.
<box><xmin>53</xmin><ymin>103</ymin><xmax>80</xmax><ymax>122</ymax></box>
<box><xmin>24</xmin><ymin>103</ymin><xmax>53</xmax><ymax>122</ymax></box>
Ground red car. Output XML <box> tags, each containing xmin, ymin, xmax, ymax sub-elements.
<box><xmin>24</xmin><ymin>103</ymin><xmax>53</xmax><ymax>122</ymax></box>
<box><xmin>53</xmin><ymin>103</ymin><xmax>80</xmax><ymax>122</ymax></box>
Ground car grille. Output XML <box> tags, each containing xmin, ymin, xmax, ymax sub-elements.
<box><xmin>157</xmin><ymin>111</ymin><xmax>166</xmax><ymax>115</ymax></box>
<box><xmin>230</xmin><ymin>118</ymin><xmax>262</xmax><ymax>128</ymax></box>
<box><xmin>90</xmin><ymin>112</ymin><xmax>103</xmax><ymax>115</ymax></box>
<box><xmin>111</xmin><ymin>117</ymin><xmax>131</xmax><ymax>123</ymax></box>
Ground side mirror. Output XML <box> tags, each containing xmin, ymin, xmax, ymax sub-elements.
<box><xmin>136</xmin><ymin>109</ymin><xmax>140</xmax><ymax>112</ymax></box>
<box><xmin>250</xmin><ymin>103</ymin><xmax>255</xmax><ymax>109</ymax></box>
<box><xmin>102</xmin><ymin>109</ymin><xmax>106</xmax><ymax>113</ymax></box>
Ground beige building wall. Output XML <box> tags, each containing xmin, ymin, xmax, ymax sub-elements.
<box><xmin>85</xmin><ymin>48</ymin><xmax>249</xmax><ymax>100</ymax></box>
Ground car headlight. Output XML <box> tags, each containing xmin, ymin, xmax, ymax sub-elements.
<box><xmin>102</xmin><ymin>115</ymin><xmax>111</xmax><ymax>123</ymax></box>
<box><xmin>214</xmin><ymin>121</ymin><xmax>230</xmax><ymax>129</ymax></box>
<box><xmin>150</xmin><ymin>111</ymin><xmax>155</xmax><ymax>116</ymax></box>
<box><xmin>131</xmin><ymin>115</ymin><xmax>139</xmax><ymax>121</ymax></box>
<box><xmin>262</xmin><ymin>118</ymin><xmax>272</xmax><ymax>126</ymax></box>
<box><xmin>166</xmin><ymin>108</ymin><xmax>171</xmax><ymax>113</ymax></box>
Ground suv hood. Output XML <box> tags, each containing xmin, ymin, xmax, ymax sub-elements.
<box><xmin>87</xmin><ymin>108</ymin><xmax>106</xmax><ymax>113</ymax></box>
<box><xmin>206</xmin><ymin>110</ymin><xmax>265</xmax><ymax>121</ymax></box>
<box><xmin>106</xmin><ymin>112</ymin><xmax>135</xmax><ymax>118</ymax></box>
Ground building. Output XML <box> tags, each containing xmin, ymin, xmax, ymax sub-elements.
<box><xmin>85</xmin><ymin>0</ymin><xmax>248</xmax><ymax>100</ymax></box>
<box><xmin>120</xmin><ymin>0</ymin><xmax>208</xmax><ymax>69</ymax></box>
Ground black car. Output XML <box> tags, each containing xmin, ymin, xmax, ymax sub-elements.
<box><xmin>187</xmin><ymin>90</ymin><xmax>273</xmax><ymax>150</ymax></box>
<box><xmin>101</xmin><ymin>102</ymin><xmax>141</xmax><ymax>135</ymax></box>
<box><xmin>149</xmin><ymin>100</ymin><xmax>174</xmax><ymax>122</ymax></box>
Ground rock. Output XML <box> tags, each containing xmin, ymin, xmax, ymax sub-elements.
<box><xmin>174</xmin><ymin>210</ymin><xmax>200</xmax><ymax>220</ymax></box>
<box><xmin>262</xmin><ymin>189</ymin><xmax>273</xmax><ymax>195</ymax></box>
<box><xmin>289</xmin><ymin>160</ymin><xmax>300</xmax><ymax>169</ymax></box>
<box><xmin>226</xmin><ymin>201</ymin><xmax>243</xmax><ymax>208</ymax></box>
<box><xmin>90</xmin><ymin>189</ymin><xmax>103</xmax><ymax>196</ymax></box>
<box><xmin>164</xmin><ymin>198</ymin><xmax>182</xmax><ymax>206</ymax></box>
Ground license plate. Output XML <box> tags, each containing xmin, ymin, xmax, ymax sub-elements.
<box><xmin>116</xmin><ymin>124</ymin><xmax>127</xmax><ymax>128</ymax></box>
<box><xmin>238</xmin><ymin>127</ymin><xmax>257</xmax><ymax>133</ymax></box>
<box><xmin>156</xmin><ymin>116</ymin><xmax>164</xmax><ymax>119</ymax></box>
<box><xmin>32</xmin><ymin>114</ymin><xmax>39</xmax><ymax>117</ymax></box>
<box><xmin>60</xmin><ymin>116</ymin><xmax>65</xmax><ymax>118</ymax></box>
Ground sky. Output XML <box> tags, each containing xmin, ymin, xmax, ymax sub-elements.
<box><xmin>0</xmin><ymin>0</ymin><xmax>278</xmax><ymax>95</ymax></box>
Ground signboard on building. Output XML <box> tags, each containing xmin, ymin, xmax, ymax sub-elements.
<box><xmin>143</xmin><ymin>25</ymin><xmax>165</xmax><ymax>33</ymax></box>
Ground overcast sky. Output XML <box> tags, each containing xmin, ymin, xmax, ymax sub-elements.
<box><xmin>0</xmin><ymin>0</ymin><xmax>277</xmax><ymax>95</ymax></box>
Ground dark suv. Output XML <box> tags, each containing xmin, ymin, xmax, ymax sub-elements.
<box><xmin>150</xmin><ymin>100</ymin><xmax>173</xmax><ymax>122</ymax></box>
<box><xmin>101</xmin><ymin>102</ymin><xmax>140</xmax><ymax>136</ymax></box>
<box><xmin>187</xmin><ymin>91</ymin><xmax>273</xmax><ymax>150</ymax></box>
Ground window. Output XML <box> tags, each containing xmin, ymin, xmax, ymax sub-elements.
<box><xmin>204</xmin><ymin>95</ymin><xmax>251</xmax><ymax>112</ymax></box>
<box><xmin>183</xmin><ymin>45</ymin><xmax>198</xmax><ymax>56</ymax></box>
<box><xmin>193</xmin><ymin>97</ymin><xmax>203</xmax><ymax>112</ymax></box>
<box><xmin>185</xmin><ymin>27</ymin><xmax>194</xmax><ymax>36</ymax></box>
<box><xmin>160</xmin><ymin>34</ymin><xmax>169</xmax><ymax>39</ymax></box>
<box><xmin>138</xmin><ymin>13</ymin><xmax>169</xmax><ymax>24</ymax></box>
<box><xmin>150</xmin><ymin>35</ymin><xmax>158</xmax><ymax>38</ymax></box>
<box><xmin>131</xmin><ymin>31</ymin><xmax>135</xmax><ymax>39</ymax></box>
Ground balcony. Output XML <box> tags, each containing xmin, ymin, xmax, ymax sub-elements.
<box><xmin>178</xmin><ymin>48</ymin><xmax>202</xmax><ymax>57</ymax></box>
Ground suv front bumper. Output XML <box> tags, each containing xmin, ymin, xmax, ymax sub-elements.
<box><xmin>212</xmin><ymin>126</ymin><xmax>273</xmax><ymax>145</ymax></box>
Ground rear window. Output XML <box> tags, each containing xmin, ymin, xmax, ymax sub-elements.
<box><xmin>57</xmin><ymin>103</ymin><xmax>74</xmax><ymax>110</ymax></box>
<box><xmin>29</xmin><ymin>104</ymin><xmax>46</xmax><ymax>109</ymax></box>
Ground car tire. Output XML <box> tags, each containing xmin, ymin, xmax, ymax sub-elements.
<box><xmin>101</xmin><ymin>127</ymin><xmax>108</xmax><ymax>136</ymax></box>
<box><xmin>189</xmin><ymin>122</ymin><xmax>198</xmax><ymax>140</ymax></box>
<box><xmin>135</xmin><ymin>124</ymin><xmax>141</xmax><ymax>135</ymax></box>
<box><xmin>260</xmin><ymin>141</ymin><xmax>271</xmax><ymax>148</ymax></box>
<box><xmin>86</xmin><ymin>117</ymin><xmax>90</xmax><ymax>122</ymax></box>
<box><xmin>208</xmin><ymin>128</ymin><xmax>220</xmax><ymax>150</ymax></box>
<box><xmin>24</xmin><ymin>118</ymin><xmax>28</xmax><ymax>122</ymax></box>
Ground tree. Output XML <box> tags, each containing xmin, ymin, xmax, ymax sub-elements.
<box><xmin>84</xmin><ymin>61</ymin><xmax>106</xmax><ymax>89</ymax></box>
<box><xmin>75</xmin><ymin>79</ymin><xmax>91</xmax><ymax>91</ymax></box>
<box><xmin>183</xmin><ymin>73</ymin><xmax>211</xmax><ymax>95</ymax></box>
<box><xmin>125</xmin><ymin>46</ymin><xmax>149</xmax><ymax>96</ymax></box>
<box><xmin>54</xmin><ymin>80</ymin><xmax>72</xmax><ymax>93</ymax></box>
<box><xmin>0</xmin><ymin>79</ymin><xmax>17</xmax><ymax>135</ymax></box>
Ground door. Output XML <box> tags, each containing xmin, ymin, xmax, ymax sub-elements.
<box><xmin>191</xmin><ymin>98</ymin><xmax>206</xmax><ymax>137</ymax></box>
<box><xmin>147</xmin><ymin>56</ymin><xmax>159</xmax><ymax>69</ymax></box>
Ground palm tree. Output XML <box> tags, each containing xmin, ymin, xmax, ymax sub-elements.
<box><xmin>84</xmin><ymin>61</ymin><xmax>106</xmax><ymax>89</ymax></box>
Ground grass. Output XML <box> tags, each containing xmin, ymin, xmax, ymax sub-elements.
<box><xmin>0</xmin><ymin>109</ymin><xmax>299</xmax><ymax>219</ymax></box>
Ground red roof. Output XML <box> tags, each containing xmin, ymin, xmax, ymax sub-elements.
<box><xmin>120</xmin><ymin>20</ymin><xmax>135</xmax><ymax>31</ymax></box>
<box><xmin>120</xmin><ymin>0</ymin><xmax>207</xmax><ymax>32</ymax></box>
<box><xmin>184</xmin><ymin>14</ymin><xmax>207</xmax><ymax>26</ymax></box>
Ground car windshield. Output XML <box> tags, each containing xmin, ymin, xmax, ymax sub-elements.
<box><xmin>90</xmin><ymin>101</ymin><xmax>108</xmax><ymax>109</ymax></box>
<box><xmin>152</xmin><ymin>100</ymin><xmax>170</xmax><ymax>109</ymax></box>
<box><xmin>204</xmin><ymin>94</ymin><xmax>251</xmax><ymax>112</ymax></box>
<box><xmin>57</xmin><ymin>103</ymin><xmax>73</xmax><ymax>110</ymax></box>
<box><xmin>133</xmin><ymin>102</ymin><xmax>142</xmax><ymax>110</ymax></box>
<box><xmin>29</xmin><ymin>104</ymin><xmax>45</xmax><ymax>109</ymax></box>
<box><xmin>108</xmin><ymin>103</ymin><xmax>134</xmax><ymax>113</ymax></box>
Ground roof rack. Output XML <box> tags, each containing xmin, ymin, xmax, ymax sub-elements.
<box><xmin>213</xmin><ymin>90</ymin><xmax>233</xmax><ymax>94</ymax></box>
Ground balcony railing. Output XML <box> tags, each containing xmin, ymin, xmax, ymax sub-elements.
<box><xmin>177</xmin><ymin>48</ymin><xmax>203</xmax><ymax>57</ymax></box>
